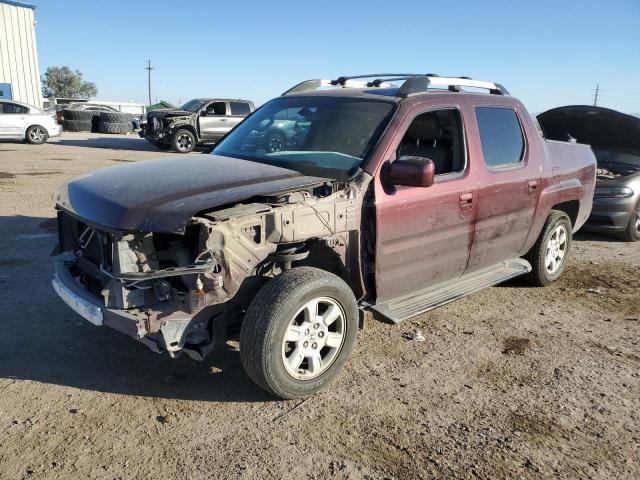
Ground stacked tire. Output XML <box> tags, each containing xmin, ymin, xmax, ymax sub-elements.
<box><xmin>98</xmin><ymin>112</ymin><xmax>133</xmax><ymax>134</ymax></box>
<box><xmin>61</xmin><ymin>109</ymin><xmax>95</xmax><ymax>132</ymax></box>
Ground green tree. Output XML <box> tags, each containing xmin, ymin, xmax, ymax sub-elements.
<box><xmin>41</xmin><ymin>66</ymin><xmax>98</xmax><ymax>99</ymax></box>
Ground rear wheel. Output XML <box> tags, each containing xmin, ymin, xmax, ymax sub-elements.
<box><xmin>240</xmin><ymin>267</ymin><xmax>358</xmax><ymax>399</ymax></box>
<box><xmin>171</xmin><ymin>129</ymin><xmax>196</xmax><ymax>153</ymax></box>
<box><xmin>265</xmin><ymin>132</ymin><xmax>285</xmax><ymax>153</ymax></box>
<box><xmin>25</xmin><ymin>125</ymin><xmax>48</xmax><ymax>144</ymax></box>
<box><xmin>620</xmin><ymin>200</ymin><xmax>640</xmax><ymax>242</ymax></box>
<box><xmin>525</xmin><ymin>211</ymin><xmax>572</xmax><ymax>286</ymax></box>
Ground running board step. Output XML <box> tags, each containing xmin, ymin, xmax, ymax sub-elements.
<box><xmin>370</xmin><ymin>259</ymin><xmax>531</xmax><ymax>324</ymax></box>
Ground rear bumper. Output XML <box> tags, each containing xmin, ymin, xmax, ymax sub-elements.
<box><xmin>584</xmin><ymin>195</ymin><xmax>637</xmax><ymax>233</ymax></box>
<box><xmin>52</xmin><ymin>259</ymin><xmax>162</xmax><ymax>353</ymax></box>
<box><xmin>49</xmin><ymin>124</ymin><xmax>63</xmax><ymax>138</ymax></box>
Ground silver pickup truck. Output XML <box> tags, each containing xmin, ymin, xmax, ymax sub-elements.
<box><xmin>144</xmin><ymin>98</ymin><xmax>255</xmax><ymax>153</ymax></box>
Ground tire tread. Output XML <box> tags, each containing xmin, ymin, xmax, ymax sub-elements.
<box><xmin>240</xmin><ymin>267</ymin><xmax>357</xmax><ymax>399</ymax></box>
<box><xmin>524</xmin><ymin>210</ymin><xmax>571</xmax><ymax>286</ymax></box>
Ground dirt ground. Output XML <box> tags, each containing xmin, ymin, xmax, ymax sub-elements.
<box><xmin>0</xmin><ymin>133</ymin><xmax>638</xmax><ymax>480</ymax></box>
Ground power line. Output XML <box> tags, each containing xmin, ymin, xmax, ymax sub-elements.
<box><xmin>597</xmin><ymin>89</ymin><xmax>640</xmax><ymax>97</ymax></box>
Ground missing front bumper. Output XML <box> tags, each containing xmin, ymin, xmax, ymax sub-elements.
<box><xmin>53</xmin><ymin>259</ymin><xmax>163</xmax><ymax>353</ymax></box>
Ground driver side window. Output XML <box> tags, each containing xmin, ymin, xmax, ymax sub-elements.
<box><xmin>206</xmin><ymin>101</ymin><xmax>227</xmax><ymax>116</ymax></box>
<box><xmin>397</xmin><ymin>109</ymin><xmax>465</xmax><ymax>176</ymax></box>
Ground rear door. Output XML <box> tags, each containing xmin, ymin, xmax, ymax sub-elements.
<box><xmin>228</xmin><ymin>101</ymin><xmax>252</xmax><ymax>130</ymax></box>
<box><xmin>199</xmin><ymin>101</ymin><xmax>229</xmax><ymax>141</ymax></box>
<box><xmin>466</xmin><ymin>105</ymin><xmax>541</xmax><ymax>272</ymax></box>
<box><xmin>0</xmin><ymin>102</ymin><xmax>29</xmax><ymax>136</ymax></box>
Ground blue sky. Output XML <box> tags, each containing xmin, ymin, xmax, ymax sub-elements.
<box><xmin>33</xmin><ymin>0</ymin><xmax>640</xmax><ymax>113</ymax></box>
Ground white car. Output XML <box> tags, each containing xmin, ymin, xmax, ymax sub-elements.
<box><xmin>0</xmin><ymin>100</ymin><xmax>62</xmax><ymax>144</ymax></box>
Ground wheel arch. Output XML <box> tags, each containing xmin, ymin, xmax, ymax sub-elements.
<box><xmin>292</xmin><ymin>239</ymin><xmax>364</xmax><ymax>300</ymax></box>
<box><xmin>173</xmin><ymin>124</ymin><xmax>198</xmax><ymax>137</ymax></box>
<box><xmin>550</xmin><ymin>200</ymin><xmax>580</xmax><ymax>227</ymax></box>
<box><xmin>25</xmin><ymin>123</ymin><xmax>48</xmax><ymax>136</ymax></box>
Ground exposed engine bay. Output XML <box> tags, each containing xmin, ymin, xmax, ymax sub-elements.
<box><xmin>145</xmin><ymin>110</ymin><xmax>196</xmax><ymax>140</ymax></box>
<box><xmin>54</xmin><ymin>181</ymin><xmax>361</xmax><ymax>360</ymax></box>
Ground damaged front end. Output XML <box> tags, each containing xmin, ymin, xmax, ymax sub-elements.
<box><xmin>145</xmin><ymin>110</ymin><xmax>196</xmax><ymax>142</ymax></box>
<box><xmin>52</xmin><ymin>181</ymin><xmax>361</xmax><ymax>360</ymax></box>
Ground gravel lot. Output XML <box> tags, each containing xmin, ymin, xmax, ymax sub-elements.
<box><xmin>0</xmin><ymin>133</ymin><xmax>638</xmax><ymax>480</ymax></box>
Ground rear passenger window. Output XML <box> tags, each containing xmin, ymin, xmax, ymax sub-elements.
<box><xmin>475</xmin><ymin>107</ymin><xmax>524</xmax><ymax>167</ymax></box>
<box><xmin>2</xmin><ymin>103</ymin><xmax>29</xmax><ymax>114</ymax></box>
<box><xmin>230</xmin><ymin>102</ymin><xmax>251</xmax><ymax>116</ymax></box>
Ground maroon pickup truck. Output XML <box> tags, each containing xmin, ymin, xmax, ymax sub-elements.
<box><xmin>52</xmin><ymin>74</ymin><xmax>596</xmax><ymax>399</ymax></box>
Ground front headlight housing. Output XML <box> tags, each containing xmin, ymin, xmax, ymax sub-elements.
<box><xmin>594</xmin><ymin>186</ymin><xmax>634</xmax><ymax>199</ymax></box>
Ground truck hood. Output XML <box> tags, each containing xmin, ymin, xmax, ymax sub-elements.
<box><xmin>55</xmin><ymin>155</ymin><xmax>330</xmax><ymax>233</ymax></box>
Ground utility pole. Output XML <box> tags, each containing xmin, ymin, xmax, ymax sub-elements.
<box><xmin>593</xmin><ymin>84</ymin><xmax>599</xmax><ymax>106</ymax></box>
<box><xmin>145</xmin><ymin>60</ymin><xmax>154</xmax><ymax>106</ymax></box>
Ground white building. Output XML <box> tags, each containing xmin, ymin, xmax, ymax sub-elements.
<box><xmin>0</xmin><ymin>1</ymin><xmax>42</xmax><ymax>107</ymax></box>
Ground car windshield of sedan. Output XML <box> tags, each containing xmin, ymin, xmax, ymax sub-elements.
<box><xmin>180</xmin><ymin>99</ymin><xmax>207</xmax><ymax>112</ymax></box>
<box><xmin>212</xmin><ymin>96</ymin><xmax>395</xmax><ymax>180</ymax></box>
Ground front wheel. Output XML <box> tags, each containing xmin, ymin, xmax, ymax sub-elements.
<box><xmin>524</xmin><ymin>211</ymin><xmax>572</xmax><ymax>286</ymax></box>
<box><xmin>620</xmin><ymin>200</ymin><xmax>640</xmax><ymax>242</ymax></box>
<box><xmin>171</xmin><ymin>129</ymin><xmax>196</xmax><ymax>153</ymax></box>
<box><xmin>240</xmin><ymin>267</ymin><xmax>358</xmax><ymax>399</ymax></box>
<box><xmin>25</xmin><ymin>125</ymin><xmax>48</xmax><ymax>144</ymax></box>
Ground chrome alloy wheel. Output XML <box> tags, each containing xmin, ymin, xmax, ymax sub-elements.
<box><xmin>281</xmin><ymin>297</ymin><xmax>346</xmax><ymax>380</ymax></box>
<box><xmin>545</xmin><ymin>224</ymin><xmax>568</xmax><ymax>274</ymax></box>
<box><xmin>634</xmin><ymin>207</ymin><xmax>640</xmax><ymax>235</ymax></box>
<box><xmin>267</xmin><ymin>134</ymin><xmax>283</xmax><ymax>153</ymax></box>
<box><xmin>29</xmin><ymin>127</ymin><xmax>46</xmax><ymax>143</ymax></box>
<box><xmin>176</xmin><ymin>132</ymin><xmax>193</xmax><ymax>151</ymax></box>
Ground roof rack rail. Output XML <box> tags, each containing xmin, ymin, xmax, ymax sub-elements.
<box><xmin>281</xmin><ymin>73</ymin><xmax>509</xmax><ymax>97</ymax></box>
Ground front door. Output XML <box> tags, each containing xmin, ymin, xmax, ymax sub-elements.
<box><xmin>199</xmin><ymin>101</ymin><xmax>229</xmax><ymax>141</ymax></box>
<box><xmin>374</xmin><ymin>106</ymin><xmax>478</xmax><ymax>302</ymax></box>
<box><xmin>466</xmin><ymin>105</ymin><xmax>541</xmax><ymax>272</ymax></box>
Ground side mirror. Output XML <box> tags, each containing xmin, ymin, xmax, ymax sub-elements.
<box><xmin>387</xmin><ymin>156</ymin><xmax>435</xmax><ymax>187</ymax></box>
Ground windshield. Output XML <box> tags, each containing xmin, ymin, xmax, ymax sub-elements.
<box><xmin>180</xmin><ymin>99</ymin><xmax>207</xmax><ymax>112</ymax></box>
<box><xmin>212</xmin><ymin>96</ymin><xmax>395</xmax><ymax>180</ymax></box>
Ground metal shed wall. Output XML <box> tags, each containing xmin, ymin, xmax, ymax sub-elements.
<box><xmin>0</xmin><ymin>1</ymin><xmax>42</xmax><ymax>107</ymax></box>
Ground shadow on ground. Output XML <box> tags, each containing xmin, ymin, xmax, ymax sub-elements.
<box><xmin>0</xmin><ymin>214</ymin><xmax>271</xmax><ymax>403</ymax></box>
<box><xmin>573</xmin><ymin>230</ymin><xmax>623</xmax><ymax>243</ymax></box>
<box><xmin>53</xmin><ymin>136</ymin><xmax>211</xmax><ymax>153</ymax></box>
<box><xmin>53</xmin><ymin>136</ymin><xmax>163</xmax><ymax>152</ymax></box>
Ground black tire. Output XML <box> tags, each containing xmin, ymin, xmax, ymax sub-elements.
<box><xmin>265</xmin><ymin>131</ymin><xmax>286</xmax><ymax>153</ymax></box>
<box><xmin>62</xmin><ymin>119</ymin><xmax>92</xmax><ymax>132</ymax></box>
<box><xmin>98</xmin><ymin>122</ymin><xmax>132</xmax><ymax>134</ymax></box>
<box><xmin>151</xmin><ymin>140</ymin><xmax>171</xmax><ymax>150</ymax></box>
<box><xmin>25</xmin><ymin>125</ymin><xmax>48</xmax><ymax>144</ymax></box>
<box><xmin>62</xmin><ymin>109</ymin><xmax>94</xmax><ymax>121</ymax></box>
<box><xmin>99</xmin><ymin>111</ymin><xmax>133</xmax><ymax>123</ymax></box>
<box><xmin>524</xmin><ymin>211</ymin><xmax>573</xmax><ymax>287</ymax></box>
<box><xmin>90</xmin><ymin>115</ymin><xmax>101</xmax><ymax>133</ymax></box>
<box><xmin>620</xmin><ymin>200</ymin><xmax>640</xmax><ymax>242</ymax></box>
<box><xmin>240</xmin><ymin>267</ymin><xmax>358</xmax><ymax>399</ymax></box>
<box><xmin>171</xmin><ymin>129</ymin><xmax>196</xmax><ymax>153</ymax></box>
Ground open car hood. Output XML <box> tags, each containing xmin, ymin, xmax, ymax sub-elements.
<box><xmin>537</xmin><ymin>105</ymin><xmax>640</xmax><ymax>157</ymax></box>
<box><xmin>55</xmin><ymin>155</ymin><xmax>330</xmax><ymax>233</ymax></box>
